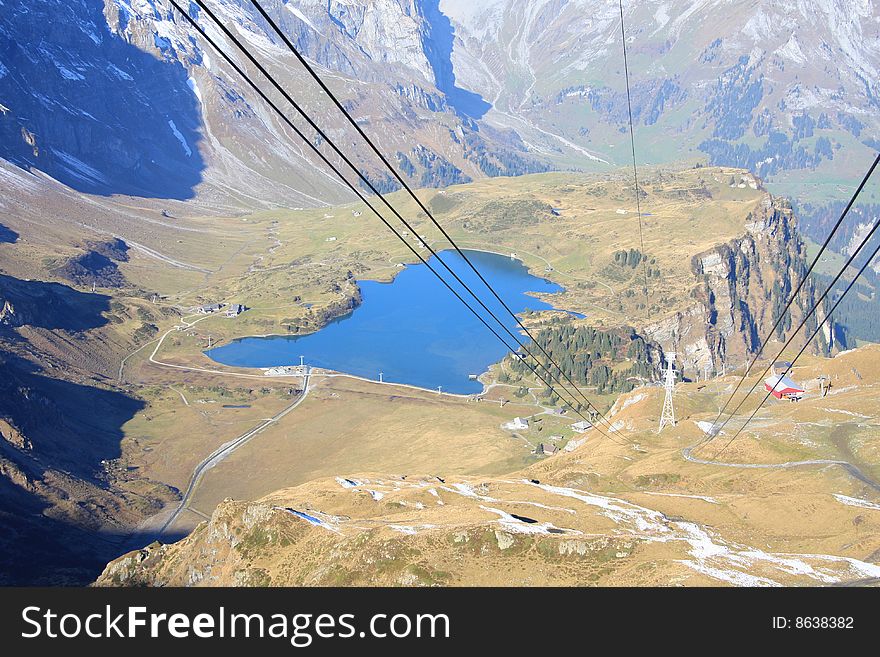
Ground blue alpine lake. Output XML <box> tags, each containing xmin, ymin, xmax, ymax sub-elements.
<box><xmin>206</xmin><ymin>250</ymin><xmax>569</xmax><ymax>394</ymax></box>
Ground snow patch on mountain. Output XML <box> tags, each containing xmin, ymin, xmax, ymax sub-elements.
<box><xmin>834</xmin><ymin>494</ymin><xmax>880</xmax><ymax>511</ymax></box>
<box><xmin>106</xmin><ymin>63</ymin><xmax>132</xmax><ymax>80</ymax></box>
<box><xmin>167</xmin><ymin>119</ymin><xmax>192</xmax><ymax>157</ymax></box>
<box><xmin>653</xmin><ymin>3</ymin><xmax>671</xmax><ymax>30</ymax></box>
<box><xmin>186</xmin><ymin>76</ymin><xmax>202</xmax><ymax>104</ymax></box>
<box><xmin>57</xmin><ymin>66</ymin><xmax>85</xmax><ymax>81</ymax></box>
<box><xmin>285</xmin><ymin>4</ymin><xmax>323</xmax><ymax>35</ymax></box>
<box><xmin>778</xmin><ymin>33</ymin><xmax>807</xmax><ymax>65</ymax></box>
<box><xmin>844</xmin><ymin>220</ymin><xmax>880</xmax><ymax>273</ymax></box>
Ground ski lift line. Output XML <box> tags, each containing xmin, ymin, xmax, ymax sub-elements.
<box><xmin>698</xmin><ymin>184</ymin><xmax>880</xmax><ymax>455</ymax></box>
<box><xmin>188</xmin><ymin>1</ymin><xmax>625</xmax><ymax>441</ymax></box>
<box><xmin>711</xmin><ymin>234</ymin><xmax>880</xmax><ymax>461</ymax></box>
<box><xmin>188</xmin><ymin>0</ymin><xmax>624</xmax><ymax>443</ymax></box>
<box><xmin>707</xmin><ymin>151</ymin><xmax>880</xmax><ymax>434</ymax></box>
<box><xmin>167</xmin><ymin>1</ymin><xmax>624</xmax><ymax>446</ymax></box>
<box><xmin>617</xmin><ymin>0</ymin><xmax>650</xmax><ymax>316</ymax></box>
<box><xmin>242</xmin><ymin>0</ymin><xmax>624</xmax><ymax>438</ymax></box>
<box><xmin>169</xmin><ymin>0</ymin><xmax>618</xmax><ymax>445</ymax></box>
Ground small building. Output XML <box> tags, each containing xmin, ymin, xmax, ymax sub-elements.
<box><xmin>226</xmin><ymin>303</ymin><xmax>245</xmax><ymax>318</ymax></box>
<box><xmin>502</xmin><ymin>417</ymin><xmax>529</xmax><ymax>431</ymax></box>
<box><xmin>764</xmin><ymin>374</ymin><xmax>805</xmax><ymax>401</ymax></box>
<box><xmin>264</xmin><ymin>366</ymin><xmax>299</xmax><ymax>377</ymax></box>
<box><xmin>537</xmin><ymin>443</ymin><xmax>559</xmax><ymax>455</ymax></box>
<box><xmin>549</xmin><ymin>434</ymin><xmax>563</xmax><ymax>442</ymax></box>
<box><xmin>571</xmin><ymin>420</ymin><xmax>593</xmax><ymax>433</ymax></box>
<box><xmin>195</xmin><ymin>303</ymin><xmax>224</xmax><ymax>314</ymax></box>
<box><xmin>772</xmin><ymin>361</ymin><xmax>793</xmax><ymax>374</ymax></box>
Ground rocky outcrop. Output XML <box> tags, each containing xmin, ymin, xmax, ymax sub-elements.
<box><xmin>0</xmin><ymin>419</ymin><xmax>30</xmax><ymax>451</ymax></box>
<box><xmin>645</xmin><ymin>195</ymin><xmax>818</xmax><ymax>378</ymax></box>
<box><xmin>54</xmin><ymin>239</ymin><xmax>130</xmax><ymax>289</ymax></box>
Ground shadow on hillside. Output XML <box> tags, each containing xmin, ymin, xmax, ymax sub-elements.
<box><xmin>0</xmin><ymin>0</ymin><xmax>204</xmax><ymax>199</ymax></box>
<box><xmin>0</xmin><ymin>349</ymin><xmax>189</xmax><ymax>585</ymax></box>
<box><xmin>0</xmin><ymin>273</ymin><xmax>111</xmax><ymax>331</ymax></box>
<box><xmin>0</xmin><ymin>272</ymin><xmax>171</xmax><ymax>584</ymax></box>
<box><xmin>420</xmin><ymin>0</ymin><xmax>492</xmax><ymax>119</ymax></box>
<box><xmin>0</xmin><ymin>351</ymin><xmax>144</xmax><ymax>482</ymax></box>
<box><xmin>0</xmin><ymin>467</ymin><xmax>188</xmax><ymax>585</ymax></box>
<box><xmin>0</xmin><ymin>223</ymin><xmax>18</xmax><ymax>244</ymax></box>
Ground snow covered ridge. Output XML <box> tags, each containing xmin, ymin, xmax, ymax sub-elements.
<box><xmin>834</xmin><ymin>494</ymin><xmax>880</xmax><ymax>512</ymax></box>
<box><xmin>527</xmin><ymin>481</ymin><xmax>880</xmax><ymax>586</ymax></box>
<box><xmin>319</xmin><ymin>475</ymin><xmax>880</xmax><ymax>586</ymax></box>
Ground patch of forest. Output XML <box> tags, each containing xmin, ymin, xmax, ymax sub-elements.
<box><xmin>500</xmin><ymin>324</ymin><xmax>659</xmax><ymax>400</ymax></box>
<box><xmin>816</xmin><ymin>267</ymin><xmax>880</xmax><ymax>347</ymax></box>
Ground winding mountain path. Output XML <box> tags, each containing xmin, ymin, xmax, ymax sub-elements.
<box><xmin>682</xmin><ymin>446</ymin><xmax>880</xmax><ymax>492</ymax></box>
<box><xmin>157</xmin><ymin>372</ymin><xmax>311</xmax><ymax>536</ymax></box>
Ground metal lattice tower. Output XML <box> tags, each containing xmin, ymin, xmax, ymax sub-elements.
<box><xmin>658</xmin><ymin>352</ymin><xmax>677</xmax><ymax>433</ymax></box>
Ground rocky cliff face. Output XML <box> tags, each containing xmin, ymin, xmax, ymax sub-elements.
<box><xmin>644</xmin><ymin>195</ymin><xmax>819</xmax><ymax>378</ymax></box>
<box><xmin>0</xmin><ymin>0</ymin><xmax>206</xmax><ymax>199</ymax></box>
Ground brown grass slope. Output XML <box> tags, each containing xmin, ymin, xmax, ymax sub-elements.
<box><xmin>97</xmin><ymin>346</ymin><xmax>880</xmax><ymax>587</ymax></box>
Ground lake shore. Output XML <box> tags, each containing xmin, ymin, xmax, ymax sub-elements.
<box><xmin>204</xmin><ymin>249</ymin><xmax>575</xmax><ymax>394</ymax></box>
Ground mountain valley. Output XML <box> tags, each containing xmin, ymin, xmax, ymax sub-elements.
<box><xmin>0</xmin><ymin>1</ymin><xmax>878</xmax><ymax>586</ymax></box>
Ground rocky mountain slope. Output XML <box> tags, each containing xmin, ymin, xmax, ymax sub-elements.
<box><xmin>0</xmin><ymin>0</ymin><xmax>548</xmax><ymax>208</ymax></box>
<box><xmin>443</xmin><ymin>0</ymin><xmax>880</xmax><ymax>178</ymax></box>
<box><xmin>0</xmin><ymin>275</ymin><xmax>178</xmax><ymax>584</ymax></box>
<box><xmin>2</xmin><ymin>1</ymin><xmax>878</xmax><ymax>208</ymax></box>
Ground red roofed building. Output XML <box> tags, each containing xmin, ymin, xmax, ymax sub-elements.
<box><xmin>764</xmin><ymin>374</ymin><xmax>805</xmax><ymax>401</ymax></box>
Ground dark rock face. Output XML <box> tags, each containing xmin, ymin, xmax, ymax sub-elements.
<box><xmin>0</xmin><ymin>0</ymin><xmax>204</xmax><ymax>199</ymax></box>
<box><xmin>419</xmin><ymin>0</ymin><xmax>491</xmax><ymax>118</ymax></box>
